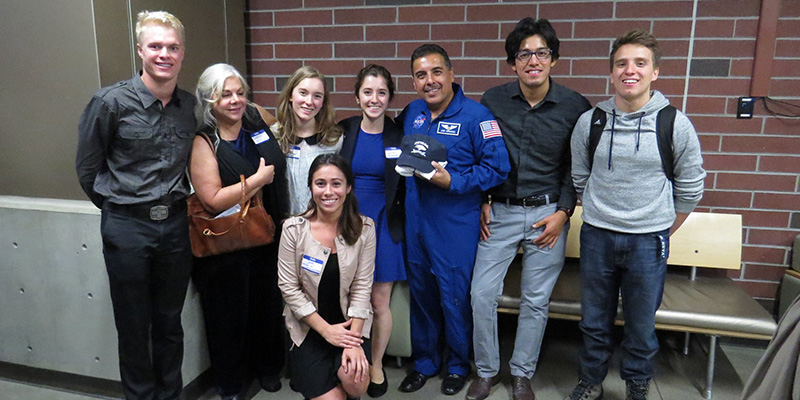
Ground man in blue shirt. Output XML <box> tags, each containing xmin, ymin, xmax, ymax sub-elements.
<box><xmin>397</xmin><ymin>44</ymin><xmax>510</xmax><ymax>396</ymax></box>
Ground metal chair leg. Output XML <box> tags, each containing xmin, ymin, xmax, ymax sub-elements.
<box><xmin>703</xmin><ymin>335</ymin><xmax>717</xmax><ymax>399</ymax></box>
<box><xmin>683</xmin><ymin>332</ymin><xmax>691</xmax><ymax>355</ymax></box>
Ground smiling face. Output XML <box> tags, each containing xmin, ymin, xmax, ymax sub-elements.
<box><xmin>412</xmin><ymin>54</ymin><xmax>455</xmax><ymax>115</ymax></box>
<box><xmin>310</xmin><ymin>164</ymin><xmax>351</xmax><ymax>218</ymax></box>
<box><xmin>137</xmin><ymin>23</ymin><xmax>184</xmax><ymax>86</ymax></box>
<box><xmin>212</xmin><ymin>77</ymin><xmax>246</xmax><ymax>125</ymax></box>
<box><xmin>511</xmin><ymin>34</ymin><xmax>556</xmax><ymax>93</ymax></box>
<box><xmin>357</xmin><ymin>75</ymin><xmax>390</xmax><ymax>122</ymax></box>
<box><xmin>290</xmin><ymin>77</ymin><xmax>325</xmax><ymax>124</ymax></box>
<box><xmin>611</xmin><ymin>43</ymin><xmax>659</xmax><ymax>112</ymax></box>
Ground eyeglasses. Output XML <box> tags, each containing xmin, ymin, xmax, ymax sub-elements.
<box><xmin>514</xmin><ymin>49</ymin><xmax>552</xmax><ymax>62</ymax></box>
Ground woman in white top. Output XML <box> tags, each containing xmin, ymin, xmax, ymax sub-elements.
<box><xmin>272</xmin><ymin>66</ymin><xmax>343</xmax><ymax>215</ymax></box>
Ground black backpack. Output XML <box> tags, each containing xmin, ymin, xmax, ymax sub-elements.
<box><xmin>588</xmin><ymin>105</ymin><xmax>677</xmax><ymax>181</ymax></box>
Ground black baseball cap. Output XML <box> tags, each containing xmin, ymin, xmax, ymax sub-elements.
<box><xmin>396</xmin><ymin>134</ymin><xmax>448</xmax><ymax>174</ymax></box>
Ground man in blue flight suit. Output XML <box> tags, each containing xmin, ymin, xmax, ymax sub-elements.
<box><xmin>397</xmin><ymin>44</ymin><xmax>510</xmax><ymax>396</ymax></box>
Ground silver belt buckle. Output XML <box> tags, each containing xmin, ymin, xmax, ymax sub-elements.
<box><xmin>149</xmin><ymin>205</ymin><xmax>169</xmax><ymax>221</ymax></box>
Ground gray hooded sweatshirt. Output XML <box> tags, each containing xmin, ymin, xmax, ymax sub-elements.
<box><xmin>571</xmin><ymin>91</ymin><xmax>706</xmax><ymax>234</ymax></box>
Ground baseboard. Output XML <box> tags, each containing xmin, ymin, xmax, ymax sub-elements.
<box><xmin>0</xmin><ymin>361</ymin><xmax>211</xmax><ymax>399</ymax></box>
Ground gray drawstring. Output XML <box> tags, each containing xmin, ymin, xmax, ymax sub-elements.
<box><xmin>635</xmin><ymin>114</ymin><xmax>643</xmax><ymax>152</ymax></box>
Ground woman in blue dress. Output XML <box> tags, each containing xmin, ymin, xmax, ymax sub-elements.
<box><xmin>339</xmin><ymin>64</ymin><xmax>406</xmax><ymax>398</ymax></box>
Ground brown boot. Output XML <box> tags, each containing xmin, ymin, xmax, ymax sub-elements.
<box><xmin>465</xmin><ymin>375</ymin><xmax>501</xmax><ymax>400</ymax></box>
<box><xmin>511</xmin><ymin>376</ymin><xmax>534</xmax><ymax>400</ymax></box>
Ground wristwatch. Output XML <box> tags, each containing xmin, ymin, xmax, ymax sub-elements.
<box><xmin>557</xmin><ymin>206</ymin><xmax>573</xmax><ymax>217</ymax></box>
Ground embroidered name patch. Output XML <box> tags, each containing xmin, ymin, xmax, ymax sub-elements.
<box><xmin>437</xmin><ymin>122</ymin><xmax>461</xmax><ymax>136</ymax></box>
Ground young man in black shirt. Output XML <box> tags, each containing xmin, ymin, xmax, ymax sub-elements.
<box><xmin>468</xmin><ymin>18</ymin><xmax>590</xmax><ymax>400</ymax></box>
<box><xmin>76</xmin><ymin>10</ymin><xmax>196</xmax><ymax>400</ymax></box>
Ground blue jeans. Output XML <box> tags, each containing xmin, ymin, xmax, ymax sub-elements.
<box><xmin>577</xmin><ymin>223</ymin><xmax>670</xmax><ymax>384</ymax></box>
<box><xmin>471</xmin><ymin>202</ymin><xmax>567</xmax><ymax>379</ymax></box>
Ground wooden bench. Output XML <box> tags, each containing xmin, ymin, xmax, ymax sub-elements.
<box><xmin>497</xmin><ymin>207</ymin><xmax>777</xmax><ymax>399</ymax></box>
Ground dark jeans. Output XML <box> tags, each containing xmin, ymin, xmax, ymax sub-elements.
<box><xmin>101</xmin><ymin>208</ymin><xmax>192</xmax><ymax>400</ymax></box>
<box><xmin>577</xmin><ymin>223</ymin><xmax>670</xmax><ymax>384</ymax></box>
<box><xmin>192</xmin><ymin>243</ymin><xmax>286</xmax><ymax>397</ymax></box>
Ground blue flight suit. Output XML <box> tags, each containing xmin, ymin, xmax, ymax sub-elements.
<box><xmin>397</xmin><ymin>83</ymin><xmax>510</xmax><ymax>376</ymax></box>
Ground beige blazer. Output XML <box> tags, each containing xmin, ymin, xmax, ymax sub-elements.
<box><xmin>277</xmin><ymin>215</ymin><xmax>375</xmax><ymax>346</ymax></box>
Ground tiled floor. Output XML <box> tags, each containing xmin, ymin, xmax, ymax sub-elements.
<box><xmin>0</xmin><ymin>318</ymin><xmax>765</xmax><ymax>400</ymax></box>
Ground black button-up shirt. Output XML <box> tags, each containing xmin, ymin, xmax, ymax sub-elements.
<box><xmin>76</xmin><ymin>74</ymin><xmax>197</xmax><ymax>208</ymax></box>
<box><xmin>481</xmin><ymin>79</ymin><xmax>590</xmax><ymax>211</ymax></box>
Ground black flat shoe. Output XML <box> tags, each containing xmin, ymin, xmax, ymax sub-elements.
<box><xmin>441</xmin><ymin>373</ymin><xmax>468</xmax><ymax>395</ymax></box>
<box><xmin>367</xmin><ymin>368</ymin><xmax>389</xmax><ymax>397</ymax></box>
<box><xmin>399</xmin><ymin>370</ymin><xmax>432</xmax><ymax>393</ymax></box>
<box><xmin>258</xmin><ymin>374</ymin><xmax>282</xmax><ymax>392</ymax></box>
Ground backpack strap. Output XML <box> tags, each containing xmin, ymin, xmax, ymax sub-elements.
<box><xmin>656</xmin><ymin>105</ymin><xmax>677</xmax><ymax>182</ymax></box>
<box><xmin>587</xmin><ymin>107</ymin><xmax>607</xmax><ymax>172</ymax></box>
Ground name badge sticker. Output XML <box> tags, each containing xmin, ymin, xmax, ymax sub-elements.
<box><xmin>251</xmin><ymin>129</ymin><xmax>270</xmax><ymax>144</ymax></box>
<box><xmin>301</xmin><ymin>254</ymin><xmax>324</xmax><ymax>275</ymax></box>
<box><xmin>437</xmin><ymin>121</ymin><xmax>461</xmax><ymax>136</ymax></box>
<box><xmin>385</xmin><ymin>147</ymin><xmax>401</xmax><ymax>159</ymax></box>
<box><xmin>287</xmin><ymin>145</ymin><xmax>301</xmax><ymax>159</ymax></box>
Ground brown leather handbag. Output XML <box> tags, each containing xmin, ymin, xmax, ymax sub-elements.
<box><xmin>187</xmin><ymin>174</ymin><xmax>275</xmax><ymax>257</ymax></box>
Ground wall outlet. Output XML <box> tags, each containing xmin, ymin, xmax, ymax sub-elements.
<box><xmin>737</xmin><ymin>97</ymin><xmax>755</xmax><ymax>119</ymax></box>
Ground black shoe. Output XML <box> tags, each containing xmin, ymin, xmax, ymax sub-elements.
<box><xmin>259</xmin><ymin>374</ymin><xmax>282</xmax><ymax>392</ymax></box>
<box><xmin>399</xmin><ymin>370</ymin><xmax>432</xmax><ymax>393</ymax></box>
<box><xmin>441</xmin><ymin>373</ymin><xmax>468</xmax><ymax>395</ymax></box>
<box><xmin>367</xmin><ymin>368</ymin><xmax>389</xmax><ymax>397</ymax></box>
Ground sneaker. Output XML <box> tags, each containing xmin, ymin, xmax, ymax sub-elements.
<box><xmin>564</xmin><ymin>380</ymin><xmax>603</xmax><ymax>400</ymax></box>
<box><xmin>625</xmin><ymin>379</ymin><xmax>649</xmax><ymax>400</ymax></box>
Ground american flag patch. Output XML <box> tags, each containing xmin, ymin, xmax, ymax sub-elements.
<box><xmin>480</xmin><ymin>120</ymin><xmax>502</xmax><ymax>139</ymax></box>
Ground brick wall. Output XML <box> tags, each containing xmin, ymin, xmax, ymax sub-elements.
<box><xmin>246</xmin><ymin>0</ymin><xmax>800</xmax><ymax>307</ymax></box>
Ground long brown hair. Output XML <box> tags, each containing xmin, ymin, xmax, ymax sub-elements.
<box><xmin>303</xmin><ymin>154</ymin><xmax>362</xmax><ymax>245</ymax></box>
<box><xmin>275</xmin><ymin>66</ymin><xmax>343</xmax><ymax>152</ymax></box>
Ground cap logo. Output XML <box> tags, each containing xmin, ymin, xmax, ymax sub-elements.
<box><xmin>411</xmin><ymin>141</ymin><xmax>429</xmax><ymax>157</ymax></box>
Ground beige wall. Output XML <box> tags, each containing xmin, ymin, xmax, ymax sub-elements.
<box><xmin>0</xmin><ymin>0</ymin><xmax>246</xmax><ymax>200</ymax></box>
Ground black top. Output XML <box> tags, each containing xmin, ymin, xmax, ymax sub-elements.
<box><xmin>318</xmin><ymin>254</ymin><xmax>345</xmax><ymax>324</ymax></box>
<box><xmin>480</xmin><ymin>79</ymin><xmax>590</xmax><ymax>211</ymax></box>
<box><xmin>200</xmin><ymin>105</ymin><xmax>290</xmax><ymax>222</ymax></box>
<box><xmin>76</xmin><ymin>73</ymin><xmax>197</xmax><ymax>208</ymax></box>
<box><xmin>339</xmin><ymin>115</ymin><xmax>405</xmax><ymax>242</ymax></box>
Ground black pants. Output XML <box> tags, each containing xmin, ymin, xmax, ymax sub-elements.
<box><xmin>101</xmin><ymin>208</ymin><xmax>192</xmax><ymax>400</ymax></box>
<box><xmin>192</xmin><ymin>243</ymin><xmax>286</xmax><ymax>396</ymax></box>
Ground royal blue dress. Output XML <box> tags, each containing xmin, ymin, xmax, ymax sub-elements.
<box><xmin>351</xmin><ymin>128</ymin><xmax>406</xmax><ymax>282</ymax></box>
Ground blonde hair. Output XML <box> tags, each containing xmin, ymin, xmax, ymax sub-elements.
<box><xmin>275</xmin><ymin>66</ymin><xmax>342</xmax><ymax>153</ymax></box>
<box><xmin>136</xmin><ymin>10</ymin><xmax>185</xmax><ymax>44</ymax></box>
<box><xmin>195</xmin><ymin>63</ymin><xmax>250</xmax><ymax>130</ymax></box>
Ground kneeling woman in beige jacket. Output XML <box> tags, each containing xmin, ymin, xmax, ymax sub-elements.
<box><xmin>278</xmin><ymin>153</ymin><xmax>376</xmax><ymax>400</ymax></box>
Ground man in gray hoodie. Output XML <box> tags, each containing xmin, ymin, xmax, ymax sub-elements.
<box><xmin>565</xmin><ymin>31</ymin><xmax>706</xmax><ymax>400</ymax></box>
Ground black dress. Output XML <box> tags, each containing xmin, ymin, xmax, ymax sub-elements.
<box><xmin>191</xmin><ymin>105</ymin><xmax>289</xmax><ymax>397</ymax></box>
<box><xmin>288</xmin><ymin>255</ymin><xmax>372</xmax><ymax>398</ymax></box>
